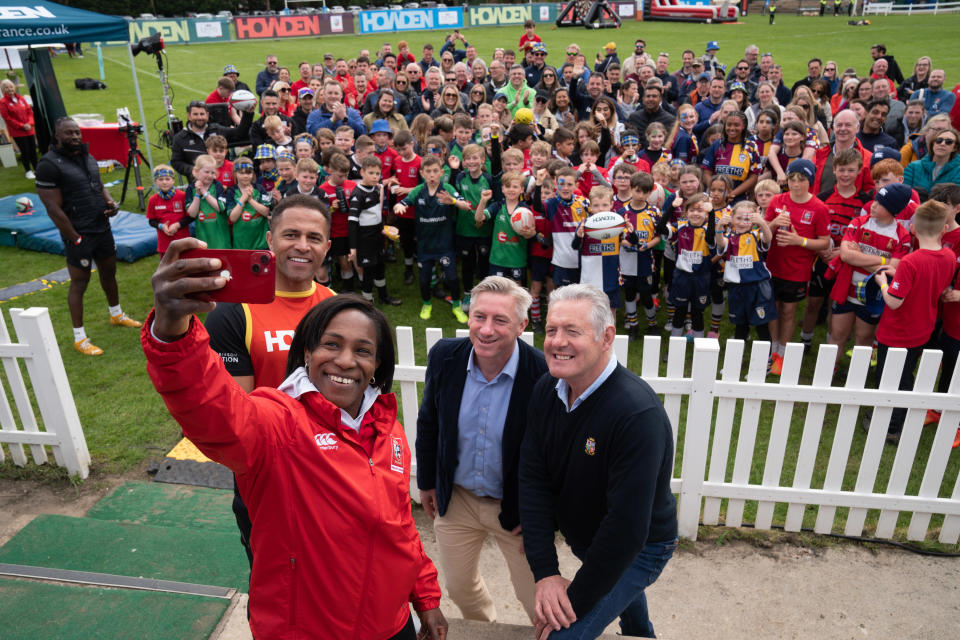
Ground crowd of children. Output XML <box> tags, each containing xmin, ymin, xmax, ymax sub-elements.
<box><xmin>144</xmin><ymin>28</ymin><xmax>960</xmax><ymax>446</ymax></box>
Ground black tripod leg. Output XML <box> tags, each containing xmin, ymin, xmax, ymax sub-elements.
<box><xmin>132</xmin><ymin>151</ymin><xmax>147</xmax><ymax>212</ymax></box>
<box><xmin>120</xmin><ymin>157</ymin><xmax>132</xmax><ymax>205</ymax></box>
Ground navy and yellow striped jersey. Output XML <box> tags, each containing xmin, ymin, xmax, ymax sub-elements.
<box><xmin>721</xmin><ymin>230</ymin><xmax>771</xmax><ymax>284</ymax></box>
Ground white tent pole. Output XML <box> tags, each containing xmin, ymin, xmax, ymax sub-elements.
<box><xmin>96</xmin><ymin>43</ymin><xmax>104</xmax><ymax>81</ymax></box>
<box><xmin>126</xmin><ymin>45</ymin><xmax>153</xmax><ymax>168</ymax></box>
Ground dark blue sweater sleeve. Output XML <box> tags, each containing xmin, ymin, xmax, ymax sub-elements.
<box><xmin>519</xmin><ymin>381</ymin><xmax>562</xmax><ymax>582</ymax></box>
<box><xmin>415</xmin><ymin>341</ymin><xmax>444</xmax><ymax>491</ymax></box>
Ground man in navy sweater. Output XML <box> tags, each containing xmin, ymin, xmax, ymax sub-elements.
<box><xmin>520</xmin><ymin>284</ymin><xmax>677</xmax><ymax>639</ymax></box>
<box><xmin>417</xmin><ymin>276</ymin><xmax>548</xmax><ymax>623</ymax></box>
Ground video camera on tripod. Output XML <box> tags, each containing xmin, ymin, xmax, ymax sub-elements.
<box><xmin>130</xmin><ymin>33</ymin><xmax>182</xmax><ymax>150</ymax></box>
<box><xmin>118</xmin><ymin>112</ymin><xmax>143</xmax><ymax>136</ymax></box>
<box><xmin>117</xmin><ymin>107</ymin><xmax>150</xmax><ymax>212</ymax></box>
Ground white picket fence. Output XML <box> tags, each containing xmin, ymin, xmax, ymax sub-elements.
<box><xmin>863</xmin><ymin>0</ymin><xmax>960</xmax><ymax>14</ymax></box>
<box><xmin>395</xmin><ymin>327</ymin><xmax>960</xmax><ymax>544</ymax></box>
<box><xmin>0</xmin><ymin>307</ymin><xmax>89</xmax><ymax>479</ymax></box>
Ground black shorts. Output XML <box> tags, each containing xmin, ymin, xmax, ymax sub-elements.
<box><xmin>328</xmin><ymin>236</ymin><xmax>350</xmax><ymax>258</ymax></box>
<box><xmin>669</xmin><ymin>270</ymin><xmax>710</xmax><ymax>310</ymax></box>
<box><xmin>830</xmin><ymin>299</ymin><xmax>881</xmax><ymax>325</ymax></box>
<box><xmin>489</xmin><ymin>263</ymin><xmax>527</xmax><ymax>286</ymax></box>
<box><xmin>455</xmin><ymin>234</ymin><xmax>491</xmax><ymax>258</ymax></box>
<box><xmin>357</xmin><ymin>251</ymin><xmax>383</xmax><ymax>269</ymax></box>
<box><xmin>64</xmin><ymin>230</ymin><xmax>115</xmax><ymax>270</ymax></box>
<box><xmin>529</xmin><ymin>255</ymin><xmax>551</xmax><ymax>283</ymax></box>
<box><xmin>727</xmin><ymin>280</ymin><xmax>778</xmax><ymax>326</ymax></box>
<box><xmin>552</xmin><ymin>266</ymin><xmax>580</xmax><ymax>287</ymax></box>
<box><xmin>807</xmin><ymin>258</ymin><xmax>833</xmax><ymax>298</ymax></box>
<box><xmin>771</xmin><ymin>276</ymin><xmax>807</xmax><ymax>303</ymax></box>
<box><xmin>622</xmin><ymin>275</ymin><xmax>652</xmax><ymax>299</ymax></box>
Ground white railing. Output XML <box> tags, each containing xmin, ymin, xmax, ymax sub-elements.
<box><xmin>863</xmin><ymin>1</ymin><xmax>960</xmax><ymax>14</ymax></box>
<box><xmin>395</xmin><ymin>328</ymin><xmax>960</xmax><ymax>544</ymax></box>
<box><xmin>0</xmin><ymin>307</ymin><xmax>89</xmax><ymax>479</ymax></box>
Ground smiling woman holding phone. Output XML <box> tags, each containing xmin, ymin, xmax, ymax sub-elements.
<box><xmin>143</xmin><ymin>237</ymin><xmax>448</xmax><ymax>640</ymax></box>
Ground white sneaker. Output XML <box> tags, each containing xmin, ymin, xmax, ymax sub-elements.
<box><xmin>25</xmin><ymin>170</ymin><xmax>35</xmax><ymax>180</ymax></box>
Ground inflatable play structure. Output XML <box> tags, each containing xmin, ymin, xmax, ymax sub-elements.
<box><xmin>645</xmin><ymin>0</ymin><xmax>739</xmax><ymax>22</ymax></box>
<box><xmin>556</xmin><ymin>0</ymin><xmax>622</xmax><ymax>28</ymax></box>
<box><xmin>557</xmin><ymin>0</ymin><xmax>738</xmax><ymax>27</ymax></box>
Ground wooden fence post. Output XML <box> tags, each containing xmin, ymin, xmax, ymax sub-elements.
<box><xmin>9</xmin><ymin>308</ymin><xmax>88</xmax><ymax>479</ymax></box>
<box><xmin>677</xmin><ymin>338</ymin><xmax>720</xmax><ymax>540</ymax></box>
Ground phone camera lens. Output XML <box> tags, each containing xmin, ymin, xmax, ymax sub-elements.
<box><xmin>252</xmin><ymin>264</ymin><xmax>260</xmax><ymax>273</ymax></box>
<box><xmin>260</xmin><ymin>254</ymin><xmax>269</xmax><ymax>264</ymax></box>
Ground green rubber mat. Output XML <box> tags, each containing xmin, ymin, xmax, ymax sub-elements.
<box><xmin>88</xmin><ymin>481</ymin><xmax>237</xmax><ymax>534</ymax></box>
<box><xmin>0</xmin><ymin>515</ymin><xmax>249</xmax><ymax>591</ymax></box>
<box><xmin>0</xmin><ymin>576</ymin><xmax>228</xmax><ymax>640</ymax></box>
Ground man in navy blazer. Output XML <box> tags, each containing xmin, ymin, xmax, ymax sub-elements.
<box><xmin>417</xmin><ymin>276</ymin><xmax>548</xmax><ymax>623</ymax></box>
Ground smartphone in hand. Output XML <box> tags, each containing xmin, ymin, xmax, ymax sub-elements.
<box><xmin>181</xmin><ymin>248</ymin><xmax>276</xmax><ymax>304</ymax></box>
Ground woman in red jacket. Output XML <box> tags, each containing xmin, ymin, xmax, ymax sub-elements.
<box><xmin>0</xmin><ymin>79</ymin><xmax>37</xmax><ymax>179</ymax></box>
<box><xmin>144</xmin><ymin>238</ymin><xmax>448</xmax><ymax>640</ymax></box>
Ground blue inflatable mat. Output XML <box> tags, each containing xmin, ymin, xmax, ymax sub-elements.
<box><xmin>0</xmin><ymin>193</ymin><xmax>56</xmax><ymax>245</ymax></box>
<box><xmin>0</xmin><ymin>193</ymin><xmax>157</xmax><ymax>262</ymax></box>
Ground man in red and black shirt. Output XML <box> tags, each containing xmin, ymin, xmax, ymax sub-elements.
<box><xmin>205</xmin><ymin>195</ymin><xmax>335</xmax><ymax>568</ymax></box>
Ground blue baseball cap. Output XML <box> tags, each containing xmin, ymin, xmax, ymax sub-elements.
<box><xmin>706</xmin><ymin>41</ymin><xmax>720</xmax><ymax>51</ymax></box>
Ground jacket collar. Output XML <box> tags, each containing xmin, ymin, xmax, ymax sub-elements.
<box><xmin>279</xmin><ymin>366</ymin><xmax>398</xmax><ymax>436</ymax></box>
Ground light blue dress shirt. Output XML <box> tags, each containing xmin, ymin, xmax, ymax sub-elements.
<box><xmin>453</xmin><ymin>342</ymin><xmax>520</xmax><ymax>499</ymax></box>
<box><xmin>555</xmin><ymin>354</ymin><xmax>617</xmax><ymax>412</ymax></box>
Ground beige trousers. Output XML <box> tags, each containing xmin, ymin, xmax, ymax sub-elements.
<box><xmin>433</xmin><ymin>485</ymin><xmax>537</xmax><ymax>623</ymax></box>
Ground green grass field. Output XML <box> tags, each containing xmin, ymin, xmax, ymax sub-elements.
<box><xmin>0</xmin><ymin>14</ymin><xmax>959</xmax><ymax>543</ymax></box>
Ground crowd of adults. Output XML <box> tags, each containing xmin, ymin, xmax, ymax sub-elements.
<box><xmin>163</xmin><ymin>33</ymin><xmax>960</xmax><ymax>197</ymax></box>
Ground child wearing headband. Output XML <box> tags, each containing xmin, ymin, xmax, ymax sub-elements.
<box><xmin>228</xmin><ymin>157</ymin><xmax>272</xmax><ymax>250</ymax></box>
<box><xmin>146</xmin><ymin>165</ymin><xmax>190</xmax><ymax>256</ymax></box>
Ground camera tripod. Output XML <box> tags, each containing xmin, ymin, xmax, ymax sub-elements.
<box><xmin>120</xmin><ymin>126</ymin><xmax>150</xmax><ymax>212</ymax></box>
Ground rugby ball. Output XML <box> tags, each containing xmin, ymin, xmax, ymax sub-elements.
<box><xmin>510</xmin><ymin>207</ymin><xmax>534</xmax><ymax>234</ymax></box>
<box><xmin>647</xmin><ymin>183</ymin><xmax>666</xmax><ymax>209</ymax></box>
<box><xmin>15</xmin><ymin>196</ymin><xmax>33</xmax><ymax>214</ymax></box>
<box><xmin>229</xmin><ymin>89</ymin><xmax>257</xmax><ymax>112</ymax></box>
<box><xmin>583</xmin><ymin>211</ymin><xmax>626</xmax><ymax>241</ymax></box>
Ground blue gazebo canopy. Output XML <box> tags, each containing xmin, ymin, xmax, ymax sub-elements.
<box><xmin>0</xmin><ymin>2</ymin><xmax>128</xmax><ymax>46</ymax></box>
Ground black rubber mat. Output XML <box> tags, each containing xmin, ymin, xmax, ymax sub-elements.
<box><xmin>153</xmin><ymin>458</ymin><xmax>234</xmax><ymax>490</ymax></box>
